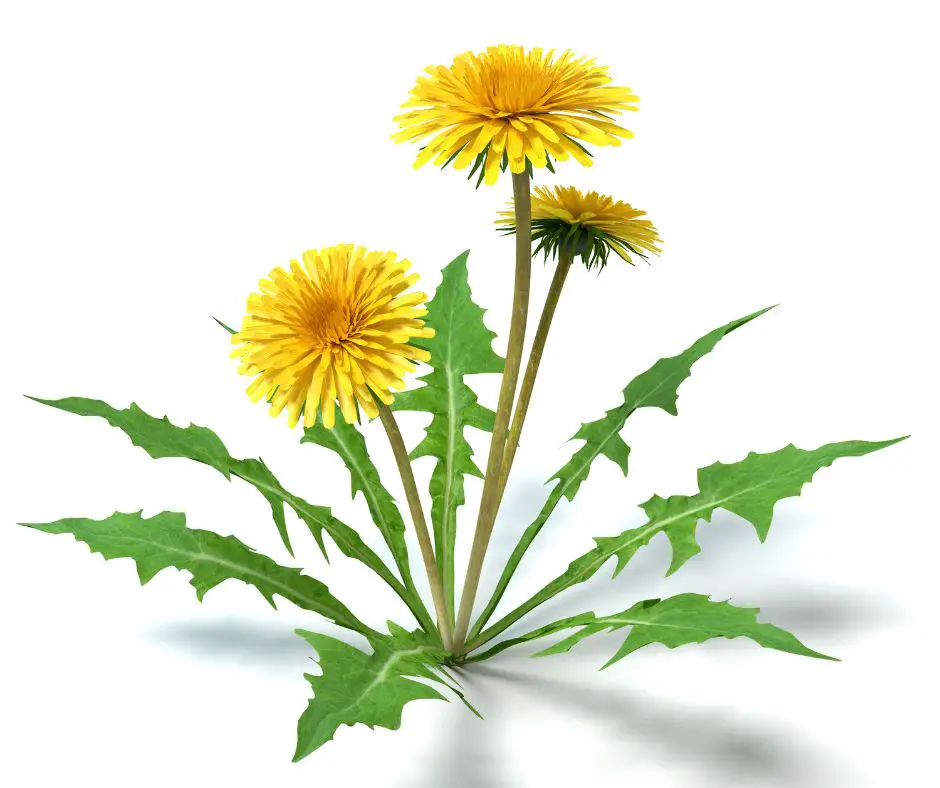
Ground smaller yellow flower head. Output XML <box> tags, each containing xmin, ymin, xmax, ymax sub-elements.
<box><xmin>394</xmin><ymin>45</ymin><xmax>639</xmax><ymax>186</ymax></box>
<box><xmin>232</xmin><ymin>245</ymin><xmax>434</xmax><ymax>429</ymax></box>
<box><xmin>498</xmin><ymin>185</ymin><xmax>663</xmax><ymax>270</ymax></box>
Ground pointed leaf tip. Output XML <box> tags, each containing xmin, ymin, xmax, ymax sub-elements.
<box><xmin>470</xmin><ymin>308</ymin><xmax>781</xmax><ymax>640</ymax></box>
<box><xmin>478</xmin><ymin>434</ymin><xmax>904</xmax><ymax>648</ymax></box>
<box><xmin>27</xmin><ymin>396</ymin><xmax>408</xmax><ymax>609</ymax></box>
<box><xmin>540</xmin><ymin>595</ymin><xmax>840</xmax><ymax>668</ymax></box>
<box><xmin>18</xmin><ymin>510</ymin><xmax>369</xmax><ymax>634</ymax></box>
<box><xmin>212</xmin><ymin>316</ymin><xmax>237</xmax><ymax>335</ymax></box>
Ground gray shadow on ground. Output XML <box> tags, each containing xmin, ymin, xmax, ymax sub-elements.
<box><xmin>144</xmin><ymin>618</ymin><xmax>317</xmax><ymax>670</ymax></box>
<box><xmin>399</xmin><ymin>670</ymin><xmax>510</xmax><ymax>788</ymax></box>
<box><xmin>470</xmin><ymin>663</ymin><xmax>846</xmax><ymax>788</ymax></box>
<box><xmin>143</xmin><ymin>611</ymin><xmax>865</xmax><ymax>787</ymax></box>
<box><xmin>487</xmin><ymin>476</ymin><xmax>554</xmax><ymax>557</ymax></box>
<box><xmin>507</xmin><ymin>504</ymin><xmax>899</xmax><ymax>645</ymax></box>
<box><xmin>744</xmin><ymin>586</ymin><xmax>900</xmax><ymax>636</ymax></box>
<box><xmin>149</xmin><ymin>617</ymin><xmax>511</xmax><ymax>787</ymax></box>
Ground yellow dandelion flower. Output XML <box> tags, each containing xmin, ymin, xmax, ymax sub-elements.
<box><xmin>393</xmin><ymin>45</ymin><xmax>639</xmax><ymax>186</ymax></box>
<box><xmin>498</xmin><ymin>185</ymin><xmax>662</xmax><ymax>270</ymax></box>
<box><xmin>232</xmin><ymin>244</ymin><xmax>434</xmax><ymax>429</ymax></box>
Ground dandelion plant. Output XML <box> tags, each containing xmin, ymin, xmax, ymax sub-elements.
<box><xmin>18</xmin><ymin>44</ymin><xmax>906</xmax><ymax>760</ymax></box>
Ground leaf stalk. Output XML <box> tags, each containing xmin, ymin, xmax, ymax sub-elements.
<box><xmin>497</xmin><ymin>249</ymin><xmax>574</xmax><ymax>501</ymax></box>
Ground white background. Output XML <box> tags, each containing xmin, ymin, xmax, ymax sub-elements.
<box><xmin>1</xmin><ymin>1</ymin><xmax>937</xmax><ymax>786</ymax></box>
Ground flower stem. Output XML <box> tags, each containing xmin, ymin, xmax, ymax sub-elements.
<box><xmin>377</xmin><ymin>401</ymin><xmax>454</xmax><ymax>651</ymax></box>
<box><xmin>452</xmin><ymin>170</ymin><xmax>532</xmax><ymax>654</ymax></box>
<box><xmin>464</xmin><ymin>249</ymin><xmax>573</xmax><ymax>643</ymax></box>
<box><xmin>497</xmin><ymin>249</ymin><xmax>573</xmax><ymax>502</ymax></box>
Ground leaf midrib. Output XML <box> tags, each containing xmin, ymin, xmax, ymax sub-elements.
<box><xmin>233</xmin><ymin>470</ymin><xmax>393</xmax><ymax>581</ymax></box>
<box><xmin>561</xmin><ymin>365</ymin><xmax>687</xmax><ymax>485</ymax></box>
<box><xmin>73</xmin><ymin>531</ymin><xmax>351</xmax><ymax>622</ymax></box>
<box><xmin>554</xmin><ymin>346</ymin><xmax>719</xmax><ymax>497</ymax></box>
<box><xmin>477</xmin><ymin>459</ymin><xmax>826</xmax><ymax>646</ymax></box>
<box><xmin>556</xmin><ymin>418</ymin><xmax>631</xmax><ymax>498</ymax></box>
<box><xmin>332</xmin><ymin>429</ymin><xmax>402</xmax><ymax>544</ymax></box>
<box><xmin>595</xmin><ymin>615</ymin><xmax>750</xmax><ymax>638</ymax></box>
<box><xmin>571</xmin><ymin>463</ymin><xmax>818</xmax><ymax>586</ymax></box>
<box><xmin>438</xmin><ymin>271</ymin><xmax>459</xmax><ymax>545</ymax></box>
<box><xmin>314</xmin><ymin>645</ymin><xmax>438</xmax><ymax>738</ymax></box>
<box><xmin>441</xmin><ymin>362</ymin><xmax>457</xmax><ymax>581</ymax></box>
<box><xmin>363</xmin><ymin>645</ymin><xmax>434</xmax><ymax>697</ymax></box>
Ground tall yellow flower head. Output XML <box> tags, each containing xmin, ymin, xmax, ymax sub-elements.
<box><xmin>394</xmin><ymin>45</ymin><xmax>639</xmax><ymax>186</ymax></box>
<box><xmin>498</xmin><ymin>185</ymin><xmax>662</xmax><ymax>270</ymax></box>
<box><xmin>232</xmin><ymin>244</ymin><xmax>434</xmax><ymax>429</ymax></box>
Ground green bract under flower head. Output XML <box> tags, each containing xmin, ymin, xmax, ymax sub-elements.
<box><xmin>498</xmin><ymin>185</ymin><xmax>662</xmax><ymax>270</ymax></box>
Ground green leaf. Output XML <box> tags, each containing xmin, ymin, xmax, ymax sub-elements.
<box><xmin>533</xmin><ymin>594</ymin><xmax>836</xmax><ymax>666</ymax></box>
<box><xmin>555</xmin><ymin>306</ymin><xmax>775</xmax><ymax>501</ymax></box>
<box><xmin>226</xmin><ymin>457</ymin><xmax>404</xmax><ymax>595</ymax></box>
<box><xmin>19</xmin><ymin>510</ymin><xmax>376</xmax><ymax>637</ymax></box>
<box><xmin>26</xmin><ymin>397</ymin><xmax>432</xmax><ymax>630</ymax></box>
<box><xmin>391</xmin><ymin>250</ymin><xmax>503</xmax><ymax>625</ymax></box>
<box><xmin>25</xmin><ymin>395</ymin><xmax>296</xmax><ymax>549</ymax></box>
<box><xmin>470</xmin><ymin>437</ymin><xmax>906</xmax><ymax>649</ymax></box>
<box><xmin>382</xmin><ymin>622</ymin><xmax>483</xmax><ymax>718</ymax></box>
<box><xmin>300</xmin><ymin>421</ymin><xmax>435</xmax><ymax>635</ymax></box>
<box><xmin>293</xmin><ymin>628</ymin><xmax>460</xmax><ymax>760</ymax></box>
<box><xmin>27</xmin><ymin>395</ymin><xmax>235</xmax><ymax>478</ymax></box>
<box><xmin>612</xmin><ymin>437</ymin><xmax>909</xmax><ymax>577</ymax></box>
<box><xmin>470</xmin><ymin>307</ymin><xmax>773</xmax><ymax>638</ymax></box>
<box><xmin>462</xmin><ymin>613</ymin><xmax>597</xmax><ymax>664</ymax></box>
<box><xmin>212</xmin><ymin>316</ymin><xmax>237</xmax><ymax>335</ymax></box>
<box><xmin>302</xmin><ymin>420</ymin><xmax>411</xmax><ymax>585</ymax></box>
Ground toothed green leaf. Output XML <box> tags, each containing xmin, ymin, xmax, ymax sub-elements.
<box><xmin>19</xmin><ymin>510</ymin><xmax>374</xmax><ymax>637</ymax></box>
<box><xmin>382</xmin><ymin>623</ymin><xmax>483</xmax><ymax>718</ymax></box>
<box><xmin>533</xmin><ymin>594</ymin><xmax>835</xmax><ymax>666</ymax></box>
<box><xmin>472</xmin><ymin>308</ymin><xmax>773</xmax><ymax>638</ymax></box>
<box><xmin>26</xmin><ymin>396</ymin><xmax>301</xmax><ymax>552</ymax></box>
<box><xmin>553</xmin><ymin>307</ymin><xmax>775</xmax><ymax>501</ymax></box>
<box><xmin>301</xmin><ymin>420</ymin><xmax>435</xmax><ymax>634</ymax></box>
<box><xmin>294</xmin><ymin>628</ymin><xmax>468</xmax><ymax>760</ymax></box>
<box><xmin>472</xmin><ymin>437</ymin><xmax>905</xmax><ymax>648</ymax></box>
<box><xmin>612</xmin><ymin>437</ymin><xmax>908</xmax><ymax>577</ymax></box>
<box><xmin>26</xmin><ymin>397</ymin><xmax>423</xmax><ymax>624</ymax></box>
<box><xmin>391</xmin><ymin>250</ymin><xmax>503</xmax><ymax>625</ymax></box>
<box><xmin>27</xmin><ymin>395</ymin><xmax>234</xmax><ymax>477</ymax></box>
<box><xmin>302</xmin><ymin>420</ymin><xmax>410</xmax><ymax>579</ymax></box>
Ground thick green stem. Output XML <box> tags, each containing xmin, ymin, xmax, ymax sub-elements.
<box><xmin>452</xmin><ymin>170</ymin><xmax>532</xmax><ymax>653</ymax></box>
<box><xmin>377</xmin><ymin>401</ymin><xmax>454</xmax><ymax>650</ymax></box>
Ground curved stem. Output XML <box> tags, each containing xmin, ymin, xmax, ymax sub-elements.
<box><xmin>377</xmin><ymin>401</ymin><xmax>454</xmax><ymax>651</ymax></box>
<box><xmin>452</xmin><ymin>170</ymin><xmax>532</xmax><ymax>653</ymax></box>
